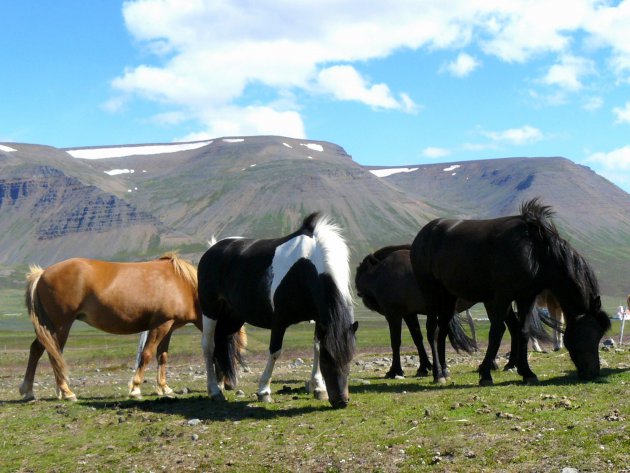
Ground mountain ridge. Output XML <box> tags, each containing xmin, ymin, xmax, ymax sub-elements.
<box><xmin>1</xmin><ymin>136</ymin><xmax>628</xmax><ymax>297</ymax></box>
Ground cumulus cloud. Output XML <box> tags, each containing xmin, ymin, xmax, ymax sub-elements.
<box><xmin>442</xmin><ymin>52</ymin><xmax>480</xmax><ymax>77</ymax></box>
<box><xmin>483</xmin><ymin>125</ymin><xmax>544</xmax><ymax>145</ymax></box>
<box><xmin>110</xmin><ymin>0</ymin><xmax>630</xmax><ymax>138</ymax></box>
<box><xmin>316</xmin><ymin>65</ymin><xmax>416</xmax><ymax>112</ymax></box>
<box><xmin>587</xmin><ymin>146</ymin><xmax>630</xmax><ymax>190</ymax></box>
<box><xmin>422</xmin><ymin>147</ymin><xmax>451</xmax><ymax>158</ymax></box>
<box><xmin>582</xmin><ymin>96</ymin><xmax>603</xmax><ymax>111</ymax></box>
<box><xmin>613</xmin><ymin>101</ymin><xmax>630</xmax><ymax>124</ymax></box>
<box><xmin>540</xmin><ymin>55</ymin><xmax>595</xmax><ymax>91</ymax></box>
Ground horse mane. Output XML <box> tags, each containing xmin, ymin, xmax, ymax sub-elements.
<box><xmin>306</xmin><ymin>214</ymin><xmax>356</xmax><ymax>366</ymax></box>
<box><xmin>309</xmin><ymin>214</ymin><xmax>353</xmax><ymax>306</ymax></box>
<box><xmin>355</xmin><ymin>244</ymin><xmax>410</xmax><ymax>285</ymax></box>
<box><xmin>160</xmin><ymin>252</ymin><xmax>198</xmax><ymax>292</ymax></box>
<box><xmin>520</xmin><ymin>198</ymin><xmax>602</xmax><ymax>317</ymax></box>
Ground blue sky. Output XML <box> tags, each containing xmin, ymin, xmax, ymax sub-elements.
<box><xmin>2</xmin><ymin>1</ymin><xmax>630</xmax><ymax>192</ymax></box>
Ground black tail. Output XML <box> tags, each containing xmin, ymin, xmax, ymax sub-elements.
<box><xmin>213</xmin><ymin>323</ymin><xmax>247</xmax><ymax>388</ymax></box>
<box><xmin>447</xmin><ymin>312</ymin><xmax>477</xmax><ymax>354</ymax></box>
<box><xmin>524</xmin><ymin>308</ymin><xmax>555</xmax><ymax>342</ymax></box>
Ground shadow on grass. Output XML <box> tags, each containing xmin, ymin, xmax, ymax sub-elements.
<box><xmin>349</xmin><ymin>366</ymin><xmax>629</xmax><ymax>394</ymax></box>
<box><xmin>80</xmin><ymin>394</ymin><xmax>327</xmax><ymax>421</ymax></box>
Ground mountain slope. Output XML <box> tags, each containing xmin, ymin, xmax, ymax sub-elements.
<box><xmin>2</xmin><ymin>137</ymin><xmax>629</xmax><ymax>297</ymax></box>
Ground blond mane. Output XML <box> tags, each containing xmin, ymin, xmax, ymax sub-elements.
<box><xmin>160</xmin><ymin>252</ymin><xmax>198</xmax><ymax>291</ymax></box>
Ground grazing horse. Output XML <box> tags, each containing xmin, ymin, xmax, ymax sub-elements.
<box><xmin>198</xmin><ymin>213</ymin><xmax>358</xmax><ymax>408</ymax></box>
<box><xmin>410</xmin><ymin>198</ymin><xmax>610</xmax><ymax>385</ymax></box>
<box><xmin>355</xmin><ymin>245</ymin><xmax>477</xmax><ymax>378</ymax></box>
<box><xmin>21</xmin><ymin>253</ymin><xmax>245</xmax><ymax>401</ymax></box>
<box><xmin>530</xmin><ymin>290</ymin><xmax>564</xmax><ymax>352</ymax></box>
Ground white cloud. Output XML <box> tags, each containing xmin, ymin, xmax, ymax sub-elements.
<box><xmin>443</xmin><ymin>52</ymin><xmax>480</xmax><ymax>77</ymax></box>
<box><xmin>613</xmin><ymin>101</ymin><xmax>630</xmax><ymax>124</ymax></box>
<box><xmin>587</xmin><ymin>145</ymin><xmax>630</xmax><ymax>171</ymax></box>
<box><xmin>540</xmin><ymin>55</ymin><xmax>595</xmax><ymax>91</ymax></box>
<box><xmin>422</xmin><ymin>147</ymin><xmax>451</xmax><ymax>158</ymax></box>
<box><xmin>483</xmin><ymin>125</ymin><xmax>544</xmax><ymax>145</ymax></box>
<box><xmin>316</xmin><ymin>65</ymin><xmax>415</xmax><ymax>111</ymax></box>
<box><xmin>111</xmin><ymin>0</ymin><xmax>630</xmax><ymax>136</ymax></box>
<box><xmin>582</xmin><ymin>96</ymin><xmax>603</xmax><ymax>111</ymax></box>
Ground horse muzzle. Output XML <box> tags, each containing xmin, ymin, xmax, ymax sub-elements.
<box><xmin>330</xmin><ymin>397</ymin><xmax>349</xmax><ymax>409</ymax></box>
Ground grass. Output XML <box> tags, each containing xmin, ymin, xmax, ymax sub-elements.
<box><xmin>1</xmin><ymin>308</ymin><xmax>629</xmax><ymax>472</ymax></box>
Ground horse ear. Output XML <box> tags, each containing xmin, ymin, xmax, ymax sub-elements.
<box><xmin>351</xmin><ymin>321</ymin><xmax>359</xmax><ymax>333</ymax></box>
<box><xmin>592</xmin><ymin>295</ymin><xmax>602</xmax><ymax>311</ymax></box>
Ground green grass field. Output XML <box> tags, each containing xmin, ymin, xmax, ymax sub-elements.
<box><xmin>1</xmin><ymin>292</ymin><xmax>629</xmax><ymax>472</ymax></box>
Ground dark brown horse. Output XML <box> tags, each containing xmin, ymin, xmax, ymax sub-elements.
<box><xmin>355</xmin><ymin>245</ymin><xmax>477</xmax><ymax>378</ymax></box>
<box><xmin>411</xmin><ymin>198</ymin><xmax>610</xmax><ymax>385</ymax></box>
<box><xmin>22</xmin><ymin>253</ymin><xmax>245</xmax><ymax>401</ymax></box>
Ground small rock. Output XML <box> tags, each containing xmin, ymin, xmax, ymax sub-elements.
<box><xmin>187</xmin><ymin>418</ymin><xmax>202</xmax><ymax>426</ymax></box>
<box><xmin>191</xmin><ymin>434</ymin><xmax>199</xmax><ymax>441</ymax></box>
<box><xmin>561</xmin><ymin>468</ymin><xmax>579</xmax><ymax>473</ymax></box>
<box><xmin>235</xmin><ymin>390</ymin><xmax>245</xmax><ymax>397</ymax></box>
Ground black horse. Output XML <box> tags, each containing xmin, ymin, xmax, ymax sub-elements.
<box><xmin>355</xmin><ymin>245</ymin><xmax>477</xmax><ymax>378</ymax></box>
<box><xmin>410</xmin><ymin>198</ymin><xmax>610</xmax><ymax>385</ymax></box>
<box><xmin>197</xmin><ymin>213</ymin><xmax>358</xmax><ymax>408</ymax></box>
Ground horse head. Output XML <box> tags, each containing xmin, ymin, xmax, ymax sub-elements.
<box><xmin>317</xmin><ymin>321</ymin><xmax>358</xmax><ymax>409</ymax></box>
<box><xmin>563</xmin><ymin>296</ymin><xmax>610</xmax><ymax>380</ymax></box>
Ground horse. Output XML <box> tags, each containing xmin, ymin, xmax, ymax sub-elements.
<box><xmin>355</xmin><ymin>245</ymin><xmax>477</xmax><ymax>378</ymax></box>
<box><xmin>529</xmin><ymin>290</ymin><xmax>564</xmax><ymax>352</ymax></box>
<box><xmin>410</xmin><ymin>198</ymin><xmax>611</xmax><ymax>385</ymax></box>
<box><xmin>197</xmin><ymin>213</ymin><xmax>358</xmax><ymax>409</ymax></box>
<box><xmin>21</xmin><ymin>253</ymin><xmax>246</xmax><ymax>401</ymax></box>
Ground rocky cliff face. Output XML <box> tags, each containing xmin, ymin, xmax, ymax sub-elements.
<box><xmin>0</xmin><ymin>165</ymin><xmax>156</xmax><ymax>240</ymax></box>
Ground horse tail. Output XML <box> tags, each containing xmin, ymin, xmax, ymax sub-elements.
<box><xmin>25</xmin><ymin>265</ymin><xmax>69</xmax><ymax>384</ymax></box>
<box><xmin>524</xmin><ymin>308</ymin><xmax>554</xmax><ymax>342</ymax></box>
<box><xmin>213</xmin><ymin>323</ymin><xmax>247</xmax><ymax>388</ymax></box>
<box><xmin>135</xmin><ymin>330</ymin><xmax>149</xmax><ymax>369</ymax></box>
<box><xmin>447</xmin><ymin>312</ymin><xmax>477</xmax><ymax>354</ymax></box>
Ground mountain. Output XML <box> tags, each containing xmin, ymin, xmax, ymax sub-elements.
<box><xmin>1</xmin><ymin>137</ymin><xmax>629</xmax><ymax>297</ymax></box>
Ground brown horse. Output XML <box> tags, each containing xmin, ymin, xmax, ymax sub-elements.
<box><xmin>21</xmin><ymin>253</ymin><xmax>246</xmax><ymax>401</ymax></box>
<box><xmin>532</xmin><ymin>290</ymin><xmax>564</xmax><ymax>351</ymax></box>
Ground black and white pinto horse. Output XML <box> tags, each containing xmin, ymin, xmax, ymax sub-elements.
<box><xmin>197</xmin><ymin>213</ymin><xmax>358</xmax><ymax>408</ymax></box>
<box><xmin>410</xmin><ymin>198</ymin><xmax>611</xmax><ymax>385</ymax></box>
<box><xmin>355</xmin><ymin>245</ymin><xmax>477</xmax><ymax>378</ymax></box>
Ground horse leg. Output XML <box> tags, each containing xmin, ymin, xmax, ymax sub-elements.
<box><xmin>307</xmin><ymin>337</ymin><xmax>328</xmax><ymax>401</ymax></box>
<box><xmin>257</xmin><ymin>326</ymin><xmax>287</xmax><ymax>403</ymax></box>
<box><xmin>201</xmin><ymin>315</ymin><xmax>225</xmax><ymax>401</ymax></box>
<box><xmin>51</xmin><ymin>325</ymin><xmax>76</xmax><ymax>401</ymax></box>
<box><xmin>515</xmin><ymin>299</ymin><xmax>538</xmax><ymax>384</ymax></box>
<box><xmin>129</xmin><ymin>328</ymin><xmax>157</xmax><ymax>398</ymax></box>
<box><xmin>155</xmin><ymin>329</ymin><xmax>175</xmax><ymax>397</ymax></box>
<box><xmin>478</xmin><ymin>301</ymin><xmax>508</xmax><ymax>386</ymax></box>
<box><xmin>385</xmin><ymin>315</ymin><xmax>404</xmax><ymax>378</ymax></box>
<box><xmin>19</xmin><ymin>339</ymin><xmax>45</xmax><ymax>401</ymax></box>
<box><xmin>426</xmin><ymin>315</ymin><xmax>443</xmax><ymax>383</ymax></box>
<box><xmin>550</xmin><ymin>301</ymin><xmax>564</xmax><ymax>351</ymax></box>
<box><xmin>403</xmin><ymin>314</ymin><xmax>432</xmax><ymax>377</ymax></box>
<box><xmin>503</xmin><ymin>310</ymin><xmax>519</xmax><ymax>371</ymax></box>
<box><xmin>436</xmin><ymin>316</ymin><xmax>451</xmax><ymax>381</ymax></box>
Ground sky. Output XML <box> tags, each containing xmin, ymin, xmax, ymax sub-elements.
<box><xmin>2</xmin><ymin>1</ymin><xmax>630</xmax><ymax>193</ymax></box>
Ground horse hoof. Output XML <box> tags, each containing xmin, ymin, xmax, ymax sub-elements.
<box><xmin>434</xmin><ymin>377</ymin><xmax>447</xmax><ymax>385</ymax></box>
<box><xmin>479</xmin><ymin>379</ymin><xmax>494</xmax><ymax>387</ymax></box>
<box><xmin>523</xmin><ymin>376</ymin><xmax>539</xmax><ymax>385</ymax></box>
<box><xmin>21</xmin><ymin>393</ymin><xmax>35</xmax><ymax>402</ymax></box>
<box><xmin>66</xmin><ymin>394</ymin><xmax>78</xmax><ymax>402</ymax></box>
<box><xmin>503</xmin><ymin>364</ymin><xmax>516</xmax><ymax>372</ymax></box>
<box><xmin>257</xmin><ymin>393</ymin><xmax>273</xmax><ymax>403</ymax></box>
<box><xmin>385</xmin><ymin>371</ymin><xmax>403</xmax><ymax>379</ymax></box>
<box><xmin>128</xmin><ymin>392</ymin><xmax>143</xmax><ymax>400</ymax></box>
<box><xmin>157</xmin><ymin>386</ymin><xmax>174</xmax><ymax>397</ymax></box>
<box><xmin>415</xmin><ymin>369</ymin><xmax>430</xmax><ymax>378</ymax></box>
<box><xmin>313</xmin><ymin>390</ymin><xmax>329</xmax><ymax>401</ymax></box>
<box><xmin>210</xmin><ymin>392</ymin><xmax>227</xmax><ymax>402</ymax></box>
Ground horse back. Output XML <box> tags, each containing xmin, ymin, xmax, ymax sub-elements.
<box><xmin>38</xmin><ymin>257</ymin><xmax>199</xmax><ymax>332</ymax></box>
<box><xmin>411</xmin><ymin>215</ymin><xmax>538</xmax><ymax>302</ymax></box>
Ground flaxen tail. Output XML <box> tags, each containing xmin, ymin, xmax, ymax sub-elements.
<box><xmin>25</xmin><ymin>265</ymin><xmax>69</xmax><ymax>386</ymax></box>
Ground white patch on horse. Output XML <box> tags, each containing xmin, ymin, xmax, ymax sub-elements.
<box><xmin>270</xmin><ymin>235</ymin><xmax>319</xmax><ymax>307</ymax></box>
